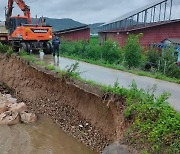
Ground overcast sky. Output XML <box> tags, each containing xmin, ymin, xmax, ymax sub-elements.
<box><xmin>0</xmin><ymin>0</ymin><xmax>180</xmax><ymax>24</ymax></box>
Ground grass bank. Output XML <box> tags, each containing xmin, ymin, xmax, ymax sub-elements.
<box><xmin>19</xmin><ymin>52</ymin><xmax>180</xmax><ymax>154</ymax></box>
<box><xmin>61</xmin><ymin>53</ymin><xmax>180</xmax><ymax>84</ymax></box>
<box><xmin>0</xmin><ymin>45</ymin><xmax>180</xmax><ymax>153</ymax></box>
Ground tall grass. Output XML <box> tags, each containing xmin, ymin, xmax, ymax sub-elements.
<box><xmin>60</xmin><ymin>36</ymin><xmax>180</xmax><ymax>83</ymax></box>
<box><xmin>103</xmin><ymin>81</ymin><xmax>180</xmax><ymax>153</ymax></box>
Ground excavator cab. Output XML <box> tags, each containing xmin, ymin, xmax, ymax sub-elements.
<box><xmin>9</xmin><ymin>16</ymin><xmax>28</xmax><ymax>34</ymax></box>
<box><xmin>4</xmin><ymin>0</ymin><xmax>53</xmax><ymax>54</ymax></box>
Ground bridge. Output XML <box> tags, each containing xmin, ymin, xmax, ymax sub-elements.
<box><xmin>99</xmin><ymin>0</ymin><xmax>179</xmax><ymax>32</ymax></box>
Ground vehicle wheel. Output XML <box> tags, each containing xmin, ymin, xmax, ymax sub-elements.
<box><xmin>43</xmin><ymin>42</ymin><xmax>53</xmax><ymax>54</ymax></box>
<box><xmin>20</xmin><ymin>42</ymin><xmax>27</xmax><ymax>52</ymax></box>
<box><xmin>12</xmin><ymin>42</ymin><xmax>19</xmax><ymax>53</ymax></box>
<box><xmin>12</xmin><ymin>46</ymin><xmax>19</xmax><ymax>53</ymax></box>
<box><xmin>26</xmin><ymin>43</ymin><xmax>31</xmax><ymax>54</ymax></box>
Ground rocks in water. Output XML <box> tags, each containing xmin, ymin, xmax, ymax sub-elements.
<box><xmin>20</xmin><ymin>112</ymin><xmax>37</xmax><ymax>123</ymax></box>
<box><xmin>0</xmin><ymin>92</ymin><xmax>37</xmax><ymax>125</ymax></box>
<box><xmin>0</xmin><ymin>111</ymin><xmax>20</xmax><ymax>125</ymax></box>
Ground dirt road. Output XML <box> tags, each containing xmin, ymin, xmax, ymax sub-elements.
<box><xmin>42</xmin><ymin>55</ymin><xmax>180</xmax><ymax>111</ymax></box>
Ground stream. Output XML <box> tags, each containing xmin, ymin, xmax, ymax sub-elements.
<box><xmin>0</xmin><ymin>116</ymin><xmax>97</xmax><ymax>154</ymax></box>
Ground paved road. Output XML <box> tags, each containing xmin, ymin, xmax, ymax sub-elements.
<box><xmin>42</xmin><ymin>55</ymin><xmax>180</xmax><ymax>111</ymax></box>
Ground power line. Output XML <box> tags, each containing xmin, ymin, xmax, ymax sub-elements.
<box><xmin>24</xmin><ymin>0</ymin><xmax>39</xmax><ymax>4</ymax></box>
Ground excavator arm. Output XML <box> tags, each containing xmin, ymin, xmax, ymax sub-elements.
<box><xmin>6</xmin><ymin>0</ymin><xmax>31</xmax><ymax>26</ymax></box>
<box><xmin>0</xmin><ymin>0</ymin><xmax>53</xmax><ymax>54</ymax></box>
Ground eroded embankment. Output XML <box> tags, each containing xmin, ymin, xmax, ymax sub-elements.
<box><xmin>0</xmin><ymin>54</ymin><xmax>130</xmax><ymax>152</ymax></box>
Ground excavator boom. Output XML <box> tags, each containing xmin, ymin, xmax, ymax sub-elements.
<box><xmin>6</xmin><ymin>0</ymin><xmax>31</xmax><ymax>26</ymax></box>
<box><xmin>0</xmin><ymin>0</ymin><xmax>53</xmax><ymax>54</ymax></box>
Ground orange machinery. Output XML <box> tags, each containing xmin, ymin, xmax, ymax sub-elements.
<box><xmin>2</xmin><ymin>0</ymin><xmax>53</xmax><ymax>53</ymax></box>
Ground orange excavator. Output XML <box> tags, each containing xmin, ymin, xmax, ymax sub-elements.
<box><xmin>2</xmin><ymin>0</ymin><xmax>53</xmax><ymax>53</ymax></box>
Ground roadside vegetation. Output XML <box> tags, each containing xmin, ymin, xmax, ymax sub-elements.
<box><xmin>103</xmin><ymin>82</ymin><xmax>180</xmax><ymax>153</ymax></box>
<box><xmin>60</xmin><ymin>35</ymin><xmax>180</xmax><ymax>84</ymax></box>
<box><xmin>0</xmin><ymin>42</ymin><xmax>180</xmax><ymax>153</ymax></box>
<box><xmin>0</xmin><ymin>43</ymin><xmax>13</xmax><ymax>55</ymax></box>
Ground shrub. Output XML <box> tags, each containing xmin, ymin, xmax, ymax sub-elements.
<box><xmin>145</xmin><ymin>47</ymin><xmax>160</xmax><ymax>65</ymax></box>
<box><xmin>159</xmin><ymin>47</ymin><xmax>180</xmax><ymax>78</ymax></box>
<box><xmin>0</xmin><ymin>43</ymin><xmax>11</xmax><ymax>53</ymax></box>
<box><xmin>85</xmin><ymin>43</ymin><xmax>101</xmax><ymax>60</ymax></box>
<box><xmin>61</xmin><ymin>39</ymin><xmax>123</xmax><ymax>64</ymax></box>
<box><xmin>123</xmin><ymin>34</ymin><xmax>143</xmax><ymax>68</ymax></box>
<box><xmin>100</xmin><ymin>39</ymin><xmax>123</xmax><ymax>64</ymax></box>
<box><xmin>61</xmin><ymin>40</ymin><xmax>75</xmax><ymax>55</ymax></box>
<box><xmin>166</xmin><ymin>62</ymin><xmax>180</xmax><ymax>78</ymax></box>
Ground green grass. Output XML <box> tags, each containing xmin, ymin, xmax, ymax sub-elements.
<box><xmin>67</xmin><ymin>69</ymin><xmax>180</xmax><ymax>153</ymax></box>
<box><xmin>35</xmin><ymin>61</ymin><xmax>46</xmax><ymax>66</ymax></box>
<box><xmin>23</xmin><ymin>52</ymin><xmax>179</xmax><ymax>153</ymax></box>
<box><xmin>21</xmin><ymin>54</ymin><xmax>180</xmax><ymax>153</ymax></box>
<box><xmin>46</xmin><ymin>64</ymin><xmax>56</xmax><ymax>70</ymax></box>
<box><xmin>103</xmin><ymin>81</ymin><xmax>180</xmax><ymax>153</ymax></box>
<box><xmin>90</xmin><ymin>36</ymin><xmax>98</xmax><ymax>44</ymax></box>
<box><xmin>60</xmin><ymin>53</ymin><xmax>180</xmax><ymax>84</ymax></box>
<box><xmin>60</xmin><ymin>36</ymin><xmax>180</xmax><ymax>84</ymax></box>
<box><xmin>0</xmin><ymin>43</ymin><xmax>10</xmax><ymax>53</ymax></box>
<box><xmin>0</xmin><ymin>43</ymin><xmax>179</xmax><ymax>153</ymax></box>
<box><xmin>19</xmin><ymin>51</ymin><xmax>36</xmax><ymax>63</ymax></box>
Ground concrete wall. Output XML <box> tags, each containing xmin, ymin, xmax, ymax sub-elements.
<box><xmin>57</xmin><ymin>28</ymin><xmax>90</xmax><ymax>42</ymax></box>
<box><xmin>99</xmin><ymin>21</ymin><xmax>180</xmax><ymax>47</ymax></box>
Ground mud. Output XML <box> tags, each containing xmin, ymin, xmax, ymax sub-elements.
<box><xmin>0</xmin><ymin>54</ymin><xmax>130</xmax><ymax>152</ymax></box>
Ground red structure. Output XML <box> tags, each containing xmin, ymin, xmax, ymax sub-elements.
<box><xmin>99</xmin><ymin>20</ymin><xmax>180</xmax><ymax>47</ymax></box>
<box><xmin>98</xmin><ymin>0</ymin><xmax>180</xmax><ymax>47</ymax></box>
<box><xmin>55</xmin><ymin>25</ymin><xmax>90</xmax><ymax>42</ymax></box>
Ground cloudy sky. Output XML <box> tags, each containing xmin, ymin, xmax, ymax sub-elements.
<box><xmin>0</xmin><ymin>0</ymin><xmax>180</xmax><ymax>24</ymax></box>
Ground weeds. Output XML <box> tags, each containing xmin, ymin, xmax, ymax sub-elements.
<box><xmin>6</xmin><ymin>48</ymin><xmax>13</xmax><ymax>55</ymax></box>
<box><xmin>19</xmin><ymin>51</ymin><xmax>36</xmax><ymax>63</ymax></box>
<box><xmin>60</xmin><ymin>36</ymin><xmax>180</xmax><ymax>84</ymax></box>
<box><xmin>65</xmin><ymin>62</ymin><xmax>81</xmax><ymax>77</ymax></box>
<box><xmin>1</xmin><ymin>42</ymin><xmax>179</xmax><ymax>153</ymax></box>
<box><xmin>46</xmin><ymin>64</ymin><xmax>56</xmax><ymax>70</ymax></box>
<box><xmin>104</xmin><ymin>81</ymin><xmax>180</xmax><ymax>153</ymax></box>
<box><xmin>0</xmin><ymin>43</ymin><xmax>10</xmax><ymax>53</ymax></box>
<box><xmin>0</xmin><ymin>43</ymin><xmax>13</xmax><ymax>55</ymax></box>
<box><xmin>61</xmin><ymin>39</ymin><xmax>123</xmax><ymax>64</ymax></box>
<box><xmin>35</xmin><ymin>61</ymin><xmax>46</xmax><ymax>66</ymax></box>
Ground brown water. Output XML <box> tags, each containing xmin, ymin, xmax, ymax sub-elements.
<box><xmin>0</xmin><ymin>116</ymin><xmax>97</xmax><ymax>154</ymax></box>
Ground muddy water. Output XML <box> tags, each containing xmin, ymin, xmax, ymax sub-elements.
<box><xmin>0</xmin><ymin>116</ymin><xmax>97</xmax><ymax>154</ymax></box>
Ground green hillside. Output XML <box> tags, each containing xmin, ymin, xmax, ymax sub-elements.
<box><xmin>32</xmin><ymin>17</ymin><xmax>86</xmax><ymax>31</ymax></box>
<box><xmin>89</xmin><ymin>23</ymin><xmax>104</xmax><ymax>34</ymax></box>
<box><xmin>32</xmin><ymin>17</ymin><xmax>103</xmax><ymax>34</ymax></box>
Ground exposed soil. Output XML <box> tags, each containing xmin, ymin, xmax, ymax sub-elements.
<box><xmin>0</xmin><ymin>54</ymin><xmax>132</xmax><ymax>152</ymax></box>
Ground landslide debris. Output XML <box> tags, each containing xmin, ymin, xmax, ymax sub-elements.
<box><xmin>0</xmin><ymin>85</ymin><xmax>37</xmax><ymax>125</ymax></box>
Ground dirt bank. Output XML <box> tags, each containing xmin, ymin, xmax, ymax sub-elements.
<box><xmin>0</xmin><ymin>54</ymin><xmax>130</xmax><ymax>152</ymax></box>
